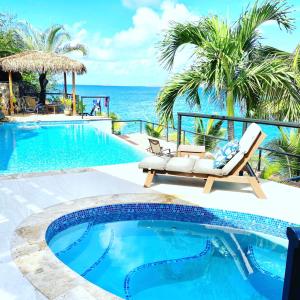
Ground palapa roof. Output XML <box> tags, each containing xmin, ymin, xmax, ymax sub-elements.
<box><xmin>0</xmin><ymin>50</ymin><xmax>87</xmax><ymax>74</ymax></box>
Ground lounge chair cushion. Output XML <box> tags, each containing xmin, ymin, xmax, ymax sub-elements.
<box><xmin>239</xmin><ymin>123</ymin><xmax>261</xmax><ymax>154</ymax></box>
<box><xmin>193</xmin><ymin>159</ymin><xmax>223</xmax><ymax>176</ymax></box>
<box><xmin>213</xmin><ymin>140</ymin><xmax>239</xmax><ymax>169</ymax></box>
<box><xmin>138</xmin><ymin>156</ymin><xmax>170</xmax><ymax>171</ymax></box>
<box><xmin>221</xmin><ymin>151</ymin><xmax>244</xmax><ymax>175</ymax></box>
<box><xmin>165</xmin><ymin>157</ymin><xmax>196</xmax><ymax>173</ymax></box>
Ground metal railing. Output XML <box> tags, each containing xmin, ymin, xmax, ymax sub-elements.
<box><xmin>177</xmin><ymin>113</ymin><xmax>300</xmax><ymax>180</ymax></box>
<box><xmin>111</xmin><ymin>119</ymin><xmax>227</xmax><ymax>144</ymax></box>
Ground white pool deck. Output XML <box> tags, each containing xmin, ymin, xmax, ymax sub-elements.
<box><xmin>0</xmin><ymin>132</ymin><xmax>300</xmax><ymax>299</ymax></box>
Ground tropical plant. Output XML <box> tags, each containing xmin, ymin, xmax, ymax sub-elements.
<box><xmin>266</xmin><ymin>127</ymin><xmax>300</xmax><ymax>179</ymax></box>
<box><xmin>260</xmin><ymin>160</ymin><xmax>281</xmax><ymax>180</ymax></box>
<box><xmin>156</xmin><ymin>0</ymin><xmax>296</xmax><ymax>140</ymax></box>
<box><xmin>60</xmin><ymin>97</ymin><xmax>72</xmax><ymax>109</ymax></box>
<box><xmin>168</xmin><ymin>131</ymin><xmax>190</xmax><ymax>144</ymax></box>
<box><xmin>145</xmin><ymin>123</ymin><xmax>164</xmax><ymax>138</ymax></box>
<box><xmin>110</xmin><ymin>112</ymin><xmax>123</xmax><ymax>135</ymax></box>
<box><xmin>0</xmin><ymin>13</ymin><xmax>21</xmax><ymax>57</ymax></box>
<box><xmin>194</xmin><ymin>119</ymin><xmax>226</xmax><ymax>151</ymax></box>
<box><xmin>16</xmin><ymin>23</ymin><xmax>87</xmax><ymax>104</ymax></box>
<box><xmin>77</xmin><ymin>99</ymin><xmax>86</xmax><ymax>114</ymax></box>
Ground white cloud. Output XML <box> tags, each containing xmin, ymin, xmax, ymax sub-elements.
<box><xmin>65</xmin><ymin>1</ymin><xmax>198</xmax><ymax>86</ymax></box>
<box><xmin>122</xmin><ymin>0</ymin><xmax>162</xmax><ymax>9</ymax></box>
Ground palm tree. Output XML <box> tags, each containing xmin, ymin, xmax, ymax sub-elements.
<box><xmin>266</xmin><ymin>127</ymin><xmax>300</xmax><ymax>179</ymax></box>
<box><xmin>16</xmin><ymin>23</ymin><xmax>87</xmax><ymax>104</ymax></box>
<box><xmin>194</xmin><ymin>119</ymin><xmax>226</xmax><ymax>151</ymax></box>
<box><xmin>156</xmin><ymin>0</ymin><xmax>296</xmax><ymax>140</ymax></box>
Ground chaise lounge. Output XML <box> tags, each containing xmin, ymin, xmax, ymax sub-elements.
<box><xmin>138</xmin><ymin>123</ymin><xmax>266</xmax><ymax>199</ymax></box>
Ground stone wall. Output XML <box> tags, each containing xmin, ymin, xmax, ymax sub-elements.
<box><xmin>0</xmin><ymin>82</ymin><xmax>20</xmax><ymax>114</ymax></box>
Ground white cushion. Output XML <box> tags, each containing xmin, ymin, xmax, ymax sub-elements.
<box><xmin>165</xmin><ymin>157</ymin><xmax>196</xmax><ymax>173</ymax></box>
<box><xmin>239</xmin><ymin>123</ymin><xmax>261</xmax><ymax>154</ymax></box>
<box><xmin>221</xmin><ymin>151</ymin><xmax>244</xmax><ymax>175</ymax></box>
<box><xmin>193</xmin><ymin>159</ymin><xmax>223</xmax><ymax>176</ymax></box>
<box><xmin>138</xmin><ymin>156</ymin><xmax>170</xmax><ymax>171</ymax></box>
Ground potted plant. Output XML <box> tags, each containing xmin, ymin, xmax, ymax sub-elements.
<box><xmin>61</xmin><ymin>97</ymin><xmax>72</xmax><ymax>116</ymax></box>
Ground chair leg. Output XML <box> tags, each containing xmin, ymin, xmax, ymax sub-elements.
<box><xmin>203</xmin><ymin>176</ymin><xmax>215</xmax><ymax>194</ymax></box>
<box><xmin>144</xmin><ymin>171</ymin><xmax>155</xmax><ymax>188</ymax></box>
<box><xmin>248</xmin><ymin>177</ymin><xmax>266</xmax><ymax>199</ymax></box>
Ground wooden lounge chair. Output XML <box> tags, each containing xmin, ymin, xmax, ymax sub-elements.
<box><xmin>22</xmin><ymin>96</ymin><xmax>38</xmax><ymax>113</ymax></box>
<box><xmin>147</xmin><ymin>138</ymin><xmax>173</xmax><ymax>156</ymax></box>
<box><xmin>139</xmin><ymin>123</ymin><xmax>266</xmax><ymax>199</ymax></box>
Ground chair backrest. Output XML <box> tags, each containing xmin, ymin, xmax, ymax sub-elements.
<box><xmin>239</xmin><ymin>123</ymin><xmax>262</xmax><ymax>154</ymax></box>
<box><xmin>222</xmin><ymin>123</ymin><xmax>266</xmax><ymax>175</ymax></box>
<box><xmin>24</xmin><ymin>96</ymin><xmax>37</xmax><ymax>109</ymax></box>
<box><xmin>148</xmin><ymin>138</ymin><xmax>162</xmax><ymax>154</ymax></box>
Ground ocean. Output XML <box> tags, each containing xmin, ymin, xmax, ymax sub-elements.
<box><xmin>56</xmin><ymin>84</ymin><xmax>284</xmax><ymax>142</ymax></box>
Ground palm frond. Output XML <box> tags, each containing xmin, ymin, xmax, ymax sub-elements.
<box><xmin>145</xmin><ymin>123</ymin><xmax>164</xmax><ymax>138</ymax></box>
<box><xmin>235</xmin><ymin>0</ymin><xmax>294</xmax><ymax>52</ymax></box>
<box><xmin>58</xmin><ymin>43</ymin><xmax>87</xmax><ymax>55</ymax></box>
<box><xmin>46</xmin><ymin>25</ymin><xmax>70</xmax><ymax>52</ymax></box>
<box><xmin>159</xmin><ymin>20</ymin><xmax>206</xmax><ymax>70</ymax></box>
<box><xmin>156</xmin><ymin>68</ymin><xmax>204</xmax><ymax>124</ymax></box>
<box><xmin>194</xmin><ymin>118</ymin><xmax>225</xmax><ymax>151</ymax></box>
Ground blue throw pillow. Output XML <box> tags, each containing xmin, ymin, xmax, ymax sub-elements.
<box><xmin>213</xmin><ymin>140</ymin><xmax>239</xmax><ymax>169</ymax></box>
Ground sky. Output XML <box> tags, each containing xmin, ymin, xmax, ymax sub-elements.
<box><xmin>2</xmin><ymin>0</ymin><xmax>300</xmax><ymax>86</ymax></box>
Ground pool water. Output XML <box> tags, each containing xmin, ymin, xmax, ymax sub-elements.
<box><xmin>0</xmin><ymin>121</ymin><xmax>145</xmax><ymax>174</ymax></box>
<box><xmin>48</xmin><ymin>220</ymin><xmax>287</xmax><ymax>300</ymax></box>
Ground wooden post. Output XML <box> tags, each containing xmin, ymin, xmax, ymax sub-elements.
<box><xmin>72</xmin><ymin>72</ymin><xmax>76</xmax><ymax>115</ymax></box>
<box><xmin>63</xmin><ymin>72</ymin><xmax>67</xmax><ymax>97</ymax></box>
<box><xmin>8</xmin><ymin>71</ymin><xmax>14</xmax><ymax>115</ymax></box>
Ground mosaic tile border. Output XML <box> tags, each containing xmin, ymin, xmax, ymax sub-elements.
<box><xmin>124</xmin><ymin>240</ymin><xmax>212</xmax><ymax>299</ymax></box>
<box><xmin>46</xmin><ymin>203</ymin><xmax>299</xmax><ymax>244</ymax></box>
<box><xmin>82</xmin><ymin>229</ymin><xmax>114</xmax><ymax>277</ymax></box>
<box><xmin>56</xmin><ymin>221</ymin><xmax>93</xmax><ymax>257</ymax></box>
<box><xmin>247</xmin><ymin>245</ymin><xmax>283</xmax><ymax>280</ymax></box>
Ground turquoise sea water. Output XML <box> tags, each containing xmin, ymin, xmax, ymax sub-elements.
<box><xmin>59</xmin><ymin>84</ymin><xmax>283</xmax><ymax>143</ymax></box>
<box><xmin>48</xmin><ymin>219</ymin><xmax>287</xmax><ymax>300</ymax></box>
<box><xmin>0</xmin><ymin>121</ymin><xmax>145</xmax><ymax>174</ymax></box>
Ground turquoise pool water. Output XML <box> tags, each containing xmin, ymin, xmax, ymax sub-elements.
<box><xmin>48</xmin><ymin>219</ymin><xmax>287</xmax><ymax>300</ymax></box>
<box><xmin>0</xmin><ymin>121</ymin><xmax>146</xmax><ymax>174</ymax></box>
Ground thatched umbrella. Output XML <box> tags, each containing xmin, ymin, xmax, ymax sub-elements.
<box><xmin>0</xmin><ymin>50</ymin><xmax>87</xmax><ymax>115</ymax></box>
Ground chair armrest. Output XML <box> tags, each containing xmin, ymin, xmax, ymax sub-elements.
<box><xmin>161</xmin><ymin>148</ymin><xmax>171</xmax><ymax>154</ymax></box>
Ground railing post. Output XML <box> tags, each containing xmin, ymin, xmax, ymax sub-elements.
<box><xmin>140</xmin><ymin>120</ymin><xmax>143</xmax><ymax>134</ymax></box>
<box><xmin>166</xmin><ymin>122</ymin><xmax>169</xmax><ymax>142</ymax></box>
<box><xmin>107</xmin><ymin>97</ymin><xmax>110</xmax><ymax>117</ymax></box>
<box><xmin>283</xmin><ymin>227</ymin><xmax>300</xmax><ymax>300</ymax></box>
<box><xmin>183</xmin><ymin>131</ymin><xmax>186</xmax><ymax>144</ymax></box>
<box><xmin>177</xmin><ymin>114</ymin><xmax>182</xmax><ymax>149</ymax></box>
<box><xmin>257</xmin><ymin>149</ymin><xmax>262</xmax><ymax>171</ymax></box>
<box><xmin>242</xmin><ymin>121</ymin><xmax>248</xmax><ymax>134</ymax></box>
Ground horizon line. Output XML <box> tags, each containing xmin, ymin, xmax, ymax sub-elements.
<box><xmin>57</xmin><ymin>83</ymin><xmax>162</xmax><ymax>88</ymax></box>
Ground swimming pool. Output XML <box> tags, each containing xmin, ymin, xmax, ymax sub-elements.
<box><xmin>46</xmin><ymin>204</ymin><xmax>294</xmax><ymax>300</ymax></box>
<box><xmin>0</xmin><ymin>121</ymin><xmax>146</xmax><ymax>174</ymax></box>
